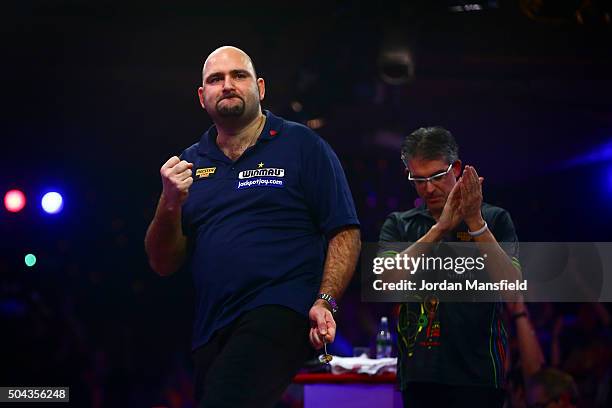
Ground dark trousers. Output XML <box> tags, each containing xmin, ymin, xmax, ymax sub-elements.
<box><xmin>402</xmin><ymin>382</ymin><xmax>506</xmax><ymax>408</ymax></box>
<box><xmin>193</xmin><ymin>305</ymin><xmax>312</xmax><ymax>408</ymax></box>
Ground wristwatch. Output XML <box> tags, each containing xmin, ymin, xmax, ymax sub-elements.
<box><xmin>317</xmin><ymin>293</ymin><xmax>338</xmax><ymax>314</ymax></box>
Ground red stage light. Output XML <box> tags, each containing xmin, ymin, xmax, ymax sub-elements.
<box><xmin>4</xmin><ymin>189</ymin><xmax>26</xmax><ymax>213</ymax></box>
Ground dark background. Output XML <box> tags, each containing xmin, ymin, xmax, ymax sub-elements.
<box><xmin>1</xmin><ymin>1</ymin><xmax>611</xmax><ymax>406</ymax></box>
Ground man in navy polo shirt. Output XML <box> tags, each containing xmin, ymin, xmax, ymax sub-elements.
<box><xmin>145</xmin><ymin>46</ymin><xmax>361</xmax><ymax>407</ymax></box>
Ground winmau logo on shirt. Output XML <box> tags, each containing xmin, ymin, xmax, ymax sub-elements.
<box><xmin>238</xmin><ymin>168</ymin><xmax>285</xmax><ymax>179</ymax></box>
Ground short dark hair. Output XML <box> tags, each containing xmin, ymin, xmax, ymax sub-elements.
<box><xmin>527</xmin><ymin>368</ymin><xmax>579</xmax><ymax>404</ymax></box>
<box><xmin>401</xmin><ymin>126</ymin><xmax>459</xmax><ymax>167</ymax></box>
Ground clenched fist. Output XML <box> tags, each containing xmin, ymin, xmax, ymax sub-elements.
<box><xmin>160</xmin><ymin>156</ymin><xmax>193</xmax><ymax>208</ymax></box>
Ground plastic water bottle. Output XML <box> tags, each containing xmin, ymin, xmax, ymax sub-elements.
<box><xmin>376</xmin><ymin>316</ymin><xmax>392</xmax><ymax>358</ymax></box>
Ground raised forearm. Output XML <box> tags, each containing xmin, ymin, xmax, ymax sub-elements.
<box><xmin>472</xmin><ymin>229</ymin><xmax>521</xmax><ymax>281</ymax></box>
<box><xmin>379</xmin><ymin>224</ymin><xmax>445</xmax><ymax>282</ymax></box>
<box><xmin>461</xmin><ymin>167</ymin><xmax>521</xmax><ymax>285</ymax></box>
<box><xmin>146</xmin><ymin>156</ymin><xmax>193</xmax><ymax>276</ymax></box>
<box><xmin>144</xmin><ymin>195</ymin><xmax>188</xmax><ymax>276</ymax></box>
<box><xmin>473</xmin><ymin>232</ymin><xmax>522</xmax><ymax>301</ymax></box>
<box><xmin>318</xmin><ymin>227</ymin><xmax>361</xmax><ymax>300</ymax></box>
<box><xmin>509</xmin><ymin>302</ymin><xmax>545</xmax><ymax>380</ymax></box>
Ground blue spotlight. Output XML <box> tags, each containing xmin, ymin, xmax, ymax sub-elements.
<box><xmin>41</xmin><ymin>192</ymin><xmax>64</xmax><ymax>214</ymax></box>
<box><xmin>565</xmin><ymin>140</ymin><xmax>612</xmax><ymax>168</ymax></box>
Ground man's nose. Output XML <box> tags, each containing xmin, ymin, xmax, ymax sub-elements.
<box><xmin>425</xmin><ymin>181</ymin><xmax>436</xmax><ymax>194</ymax></box>
<box><xmin>222</xmin><ymin>75</ymin><xmax>235</xmax><ymax>90</ymax></box>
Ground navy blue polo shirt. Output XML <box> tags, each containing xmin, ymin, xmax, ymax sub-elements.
<box><xmin>180</xmin><ymin>110</ymin><xmax>359</xmax><ymax>351</ymax></box>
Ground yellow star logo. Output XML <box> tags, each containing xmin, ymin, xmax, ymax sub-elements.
<box><xmin>258</xmin><ymin>162</ymin><xmax>264</xmax><ymax>168</ymax></box>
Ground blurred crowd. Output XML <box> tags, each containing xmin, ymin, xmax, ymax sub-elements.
<box><xmin>504</xmin><ymin>300</ymin><xmax>611</xmax><ymax>408</ymax></box>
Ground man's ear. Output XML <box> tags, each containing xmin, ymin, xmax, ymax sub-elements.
<box><xmin>197</xmin><ymin>86</ymin><xmax>206</xmax><ymax>110</ymax></box>
<box><xmin>257</xmin><ymin>78</ymin><xmax>265</xmax><ymax>101</ymax></box>
<box><xmin>452</xmin><ymin>160</ymin><xmax>462</xmax><ymax>178</ymax></box>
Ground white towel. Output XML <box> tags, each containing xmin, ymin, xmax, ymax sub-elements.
<box><xmin>329</xmin><ymin>355</ymin><xmax>397</xmax><ymax>375</ymax></box>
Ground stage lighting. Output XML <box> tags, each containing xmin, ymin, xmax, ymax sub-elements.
<box><xmin>41</xmin><ymin>192</ymin><xmax>64</xmax><ymax>214</ymax></box>
<box><xmin>378</xmin><ymin>25</ymin><xmax>416</xmax><ymax>86</ymax></box>
<box><xmin>4</xmin><ymin>189</ymin><xmax>26</xmax><ymax>213</ymax></box>
<box><xmin>24</xmin><ymin>254</ymin><xmax>37</xmax><ymax>267</ymax></box>
<box><xmin>565</xmin><ymin>140</ymin><xmax>612</xmax><ymax>167</ymax></box>
<box><xmin>290</xmin><ymin>101</ymin><xmax>303</xmax><ymax>112</ymax></box>
<box><xmin>306</xmin><ymin>118</ymin><xmax>325</xmax><ymax>129</ymax></box>
<box><xmin>448</xmin><ymin>1</ymin><xmax>499</xmax><ymax>13</ymax></box>
<box><xmin>520</xmin><ymin>0</ymin><xmax>611</xmax><ymax>24</ymax></box>
<box><xmin>378</xmin><ymin>47</ymin><xmax>415</xmax><ymax>86</ymax></box>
